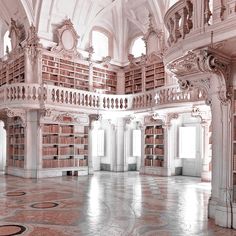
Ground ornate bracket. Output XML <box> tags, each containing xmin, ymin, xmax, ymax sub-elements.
<box><xmin>4</xmin><ymin>108</ymin><xmax>26</xmax><ymax>127</ymax></box>
<box><xmin>151</xmin><ymin>112</ymin><xmax>179</xmax><ymax>129</ymax></box>
<box><xmin>89</xmin><ymin>114</ymin><xmax>102</xmax><ymax>128</ymax></box>
<box><xmin>163</xmin><ymin>113</ymin><xmax>179</xmax><ymax>129</ymax></box>
<box><xmin>167</xmin><ymin>48</ymin><xmax>231</xmax><ymax>105</ymax></box>
<box><xmin>191</xmin><ymin>106</ymin><xmax>211</xmax><ymax>125</ymax></box>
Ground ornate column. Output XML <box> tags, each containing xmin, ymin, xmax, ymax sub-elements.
<box><xmin>167</xmin><ymin>47</ymin><xmax>232</xmax><ymax>228</ymax></box>
<box><xmin>191</xmin><ymin>106</ymin><xmax>212</xmax><ymax>182</ymax></box>
<box><xmin>115</xmin><ymin>117</ymin><xmax>125</xmax><ymax>172</ymax></box>
<box><xmin>139</xmin><ymin>120</ymin><xmax>146</xmax><ymax>174</ymax></box>
<box><xmin>88</xmin><ymin>114</ymin><xmax>101</xmax><ymax>174</ymax></box>
<box><xmin>163</xmin><ymin>113</ymin><xmax>179</xmax><ymax>176</ymax></box>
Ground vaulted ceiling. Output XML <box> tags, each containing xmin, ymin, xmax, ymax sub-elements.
<box><xmin>0</xmin><ymin>0</ymin><xmax>174</xmax><ymax>63</ymax></box>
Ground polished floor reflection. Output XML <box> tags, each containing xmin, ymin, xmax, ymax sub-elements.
<box><xmin>0</xmin><ymin>172</ymin><xmax>235</xmax><ymax>235</ymax></box>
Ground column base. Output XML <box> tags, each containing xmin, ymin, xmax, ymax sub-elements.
<box><xmin>208</xmin><ymin>197</ymin><xmax>236</xmax><ymax>228</ymax></box>
<box><xmin>201</xmin><ymin>170</ymin><xmax>211</xmax><ymax>182</ymax></box>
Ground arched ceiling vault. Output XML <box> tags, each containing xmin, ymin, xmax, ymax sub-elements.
<box><xmin>0</xmin><ymin>0</ymin><xmax>173</xmax><ymax>63</ymax></box>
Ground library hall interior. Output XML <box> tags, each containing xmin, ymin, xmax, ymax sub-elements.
<box><xmin>1</xmin><ymin>0</ymin><xmax>236</xmax><ymax>235</ymax></box>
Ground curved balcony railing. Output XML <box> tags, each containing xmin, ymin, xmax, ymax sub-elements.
<box><xmin>164</xmin><ymin>0</ymin><xmax>236</xmax><ymax>62</ymax></box>
<box><xmin>0</xmin><ymin>83</ymin><xmax>206</xmax><ymax>112</ymax></box>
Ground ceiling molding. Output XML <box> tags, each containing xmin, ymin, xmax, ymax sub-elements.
<box><xmin>20</xmin><ymin>0</ymin><xmax>34</xmax><ymax>24</ymax></box>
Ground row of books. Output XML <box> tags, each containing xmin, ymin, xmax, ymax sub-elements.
<box><xmin>145</xmin><ymin>128</ymin><xmax>163</xmax><ymax>135</ymax></box>
<box><xmin>9</xmin><ymin>137</ymin><xmax>24</xmax><ymax>144</ymax></box>
<box><xmin>9</xmin><ymin>127</ymin><xmax>24</xmax><ymax>134</ymax></box>
<box><xmin>8</xmin><ymin>159</ymin><xmax>24</xmax><ymax>168</ymax></box>
<box><xmin>145</xmin><ymin>158</ymin><xmax>164</xmax><ymax>167</ymax></box>
<box><xmin>75</xmin><ymin>137</ymin><xmax>88</xmax><ymax>144</ymax></box>
<box><xmin>145</xmin><ymin>147</ymin><xmax>164</xmax><ymax>155</ymax></box>
<box><xmin>42</xmin><ymin>158</ymin><xmax>88</xmax><ymax>168</ymax></box>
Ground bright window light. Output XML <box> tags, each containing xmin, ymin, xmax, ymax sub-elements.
<box><xmin>131</xmin><ymin>37</ymin><xmax>146</xmax><ymax>58</ymax></box>
<box><xmin>179</xmin><ymin>126</ymin><xmax>196</xmax><ymax>159</ymax></box>
<box><xmin>4</xmin><ymin>31</ymin><xmax>11</xmax><ymax>55</ymax></box>
<box><xmin>92</xmin><ymin>31</ymin><xmax>108</xmax><ymax>60</ymax></box>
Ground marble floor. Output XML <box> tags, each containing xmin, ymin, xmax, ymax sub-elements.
<box><xmin>0</xmin><ymin>172</ymin><xmax>235</xmax><ymax>236</ymax></box>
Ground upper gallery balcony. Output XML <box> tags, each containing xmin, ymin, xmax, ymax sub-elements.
<box><xmin>164</xmin><ymin>0</ymin><xmax>236</xmax><ymax>63</ymax></box>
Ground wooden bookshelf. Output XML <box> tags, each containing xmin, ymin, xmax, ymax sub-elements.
<box><xmin>145</xmin><ymin>61</ymin><xmax>165</xmax><ymax>91</ymax></box>
<box><xmin>144</xmin><ymin>124</ymin><xmax>164</xmax><ymax>167</ymax></box>
<box><xmin>42</xmin><ymin>122</ymin><xmax>88</xmax><ymax>169</ymax></box>
<box><xmin>125</xmin><ymin>67</ymin><xmax>142</xmax><ymax>94</ymax></box>
<box><xmin>42</xmin><ymin>54</ymin><xmax>89</xmax><ymax>90</ymax></box>
<box><xmin>0</xmin><ymin>54</ymin><xmax>25</xmax><ymax>87</ymax></box>
<box><xmin>7</xmin><ymin>117</ymin><xmax>25</xmax><ymax>168</ymax></box>
<box><xmin>125</xmin><ymin>60</ymin><xmax>165</xmax><ymax>94</ymax></box>
<box><xmin>93</xmin><ymin>66</ymin><xmax>117</xmax><ymax>94</ymax></box>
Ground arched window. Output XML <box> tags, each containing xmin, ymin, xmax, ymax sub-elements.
<box><xmin>92</xmin><ymin>30</ymin><xmax>109</xmax><ymax>60</ymax></box>
<box><xmin>131</xmin><ymin>36</ymin><xmax>146</xmax><ymax>58</ymax></box>
<box><xmin>3</xmin><ymin>31</ymin><xmax>11</xmax><ymax>55</ymax></box>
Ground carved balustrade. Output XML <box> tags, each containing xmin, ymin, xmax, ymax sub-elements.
<box><xmin>164</xmin><ymin>0</ymin><xmax>236</xmax><ymax>53</ymax></box>
<box><xmin>0</xmin><ymin>83</ymin><xmax>205</xmax><ymax>112</ymax></box>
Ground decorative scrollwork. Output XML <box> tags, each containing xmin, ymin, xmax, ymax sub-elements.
<box><xmin>4</xmin><ymin>108</ymin><xmax>26</xmax><ymax>127</ymax></box>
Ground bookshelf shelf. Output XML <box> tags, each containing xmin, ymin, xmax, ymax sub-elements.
<box><xmin>144</xmin><ymin>123</ymin><xmax>165</xmax><ymax>168</ymax></box>
<box><xmin>7</xmin><ymin>117</ymin><xmax>25</xmax><ymax>169</ymax></box>
<box><xmin>42</xmin><ymin>122</ymin><xmax>88</xmax><ymax>169</ymax></box>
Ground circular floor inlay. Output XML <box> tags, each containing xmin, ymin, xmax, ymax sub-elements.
<box><xmin>6</xmin><ymin>191</ymin><xmax>26</xmax><ymax>197</ymax></box>
<box><xmin>31</xmin><ymin>202</ymin><xmax>59</xmax><ymax>209</ymax></box>
<box><xmin>0</xmin><ymin>225</ymin><xmax>26</xmax><ymax>236</ymax></box>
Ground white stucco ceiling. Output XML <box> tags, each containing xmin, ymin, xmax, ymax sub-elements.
<box><xmin>0</xmin><ymin>0</ymin><xmax>174</xmax><ymax>62</ymax></box>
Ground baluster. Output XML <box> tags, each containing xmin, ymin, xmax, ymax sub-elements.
<box><xmin>174</xmin><ymin>11</ymin><xmax>182</xmax><ymax>42</ymax></box>
<box><xmin>89</xmin><ymin>95</ymin><xmax>92</xmax><ymax>107</ymax></box>
<box><xmin>115</xmin><ymin>98</ymin><xmax>118</xmax><ymax>109</ymax></box>
<box><xmin>120</xmin><ymin>99</ymin><xmax>123</xmax><ymax>109</ymax></box>
<box><xmin>65</xmin><ymin>91</ymin><xmax>68</xmax><ymax>104</ymax></box>
<box><xmin>81</xmin><ymin>94</ymin><xmax>84</xmax><ymax>106</ymax></box>
<box><xmin>103</xmin><ymin>97</ymin><xmax>106</xmax><ymax>108</ymax></box>
<box><xmin>69</xmin><ymin>92</ymin><xmax>72</xmax><ymax>104</ymax></box>
<box><xmin>124</xmin><ymin>98</ymin><xmax>128</xmax><ymax>109</ymax></box>
<box><xmin>107</xmin><ymin>98</ymin><xmax>110</xmax><ymax>109</ymax></box>
<box><xmin>111</xmin><ymin>98</ymin><xmax>114</xmax><ymax>109</ymax></box>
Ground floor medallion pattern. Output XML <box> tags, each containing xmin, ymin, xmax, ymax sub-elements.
<box><xmin>0</xmin><ymin>172</ymin><xmax>234</xmax><ymax>235</ymax></box>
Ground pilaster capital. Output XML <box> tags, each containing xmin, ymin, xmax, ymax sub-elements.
<box><xmin>89</xmin><ymin>114</ymin><xmax>102</xmax><ymax>128</ymax></box>
<box><xmin>4</xmin><ymin>108</ymin><xmax>26</xmax><ymax>127</ymax></box>
<box><xmin>191</xmin><ymin>106</ymin><xmax>211</xmax><ymax>127</ymax></box>
<box><xmin>152</xmin><ymin>112</ymin><xmax>179</xmax><ymax>129</ymax></box>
